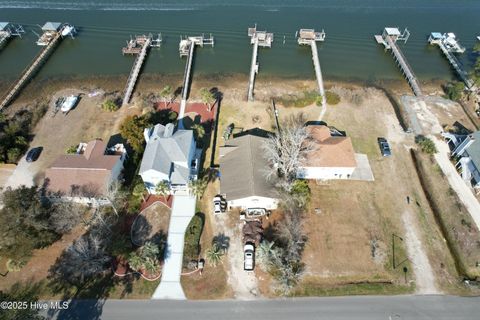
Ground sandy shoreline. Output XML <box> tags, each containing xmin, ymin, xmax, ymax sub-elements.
<box><xmin>0</xmin><ymin>72</ymin><xmax>449</xmax><ymax>112</ymax></box>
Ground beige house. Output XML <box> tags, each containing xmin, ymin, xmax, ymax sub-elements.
<box><xmin>297</xmin><ymin>125</ymin><xmax>357</xmax><ymax>180</ymax></box>
<box><xmin>45</xmin><ymin>139</ymin><xmax>126</xmax><ymax>198</ymax></box>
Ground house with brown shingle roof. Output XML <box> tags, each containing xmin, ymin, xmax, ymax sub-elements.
<box><xmin>297</xmin><ymin>125</ymin><xmax>357</xmax><ymax>180</ymax></box>
<box><xmin>45</xmin><ymin>139</ymin><xmax>127</xmax><ymax>198</ymax></box>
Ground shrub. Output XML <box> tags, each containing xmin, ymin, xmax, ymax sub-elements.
<box><xmin>290</xmin><ymin>179</ymin><xmax>311</xmax><ymax>208</ymax></box>
<box><xmin>445</xmin><ymin>82</ymin><xmax>464</xmax><ymax>101</ymax></box>
<box><xmin>66</xmin><ymin>145</ymin><xmax>78</xmax><ymax>154</ymax></box>
<box><xmin>183</xmin><ymin>213</ymin><xmax>204</xmax><ymax>265</ymax></box>
<box><xmin>325</xmin><ymin>91</ymin><xmax>341</xmax><ymax>105</ymax></box>
<box><xmin>102</xmin><ymin>99</ymin><xmax>120</xmax><ymax>112</ymax></box>
<box><xmin>415</xmin><ymin>135</ymin><xmax>437</xmax><ymax>155</ymax></box>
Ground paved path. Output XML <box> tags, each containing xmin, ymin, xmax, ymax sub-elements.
<box><xmin>44</xmin><ymin>296</ymin><xmax>480</xmax><ymax>320</ymax></box>
<box><xmin>432</xmin><ymin>136</ymin><xmax>480</xmax><ymax>230</ymax></box>
<box><xmin>152</xmin><ymin>194</ymin><xmax>196</xmax><ymax>300</ymax></box>
<box><xmin>4</xmin><ymin>157</ymin><xmax>34</xmax><ymax>188</ymax></box>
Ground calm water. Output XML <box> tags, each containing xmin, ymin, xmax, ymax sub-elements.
<box><xmin>0</xmin><ymin>0</ymin><xmax>479</xmax><ymax>83</ymax></box>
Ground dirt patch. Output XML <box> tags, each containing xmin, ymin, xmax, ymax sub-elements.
<box><xmin>0</xmin><ymin>225</ymin><xmax>85</xmax><ymax>293</ymax></box>
<box><xmin>131</xmin><ymin>202</ymin><xmax>171</xmax><ymax>246</ymax></box>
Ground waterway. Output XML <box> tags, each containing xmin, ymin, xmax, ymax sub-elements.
<box><xmin>0</xmin><ymin>0</ymin><xmax>479</xmax><ymax>83</ymax></box>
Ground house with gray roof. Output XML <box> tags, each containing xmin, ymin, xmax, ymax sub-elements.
<box><xmin>139</xmin><ymin>123</ymin><xmax>197</xmax><ymax>194</ymax></box>
<box><xmin>443</xmin><ymin>130</ymin><xmax>480</xmax><ymax>192</ymax></box>
<box><xmin>220</xmin><ymin>129</ymin><xmax>278</xmax><ymax>210</ymax></box>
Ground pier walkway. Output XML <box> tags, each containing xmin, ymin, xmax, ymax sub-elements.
<box><xmin>122</xmin><ymin>37</ymin><xmax>152</xmax><ymax>107</ymax></box>
<box><xmin>386</xmin><ymin>36</ymin><xmax>423</xmax><ymax>96</ymax></box>
<box><xmin>179</xmin><ymin>40</ymin><xmax>195</xmax><ymax>119</ymax></box>
<box><xmin>428</xmin><ymin>33</ymin><xmax>476</xmax><ymax>90</ymax></box>
<box><xmin>0</xmin><ymin>32</ymin><xmax>62</xmax><ymax>110</ymax></box>
<box><xmin>247</xmin><ymin>26</ymin><xmax>273</xmax><ymax>102</ymax></box>
<box><xmin>297</xmin><ymin>29</ymin><xmax>326</xmax><ymax>105</ymax></box>
<box><xmin>121</xmin><ymin>34</ymin><xmax>161</xmax><ymax>107</ymax></box>
<box><xmin>178</xmin><ymin>35</ymin><xmax>214</xmax><ymax>123</ymax></box>
<box><xmin>375</xmin><ymin>28</ymin><xmax>422</xmax><ymax>97</ymax></box>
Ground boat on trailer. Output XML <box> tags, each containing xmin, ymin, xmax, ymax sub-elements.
<box><xmin>60</xmin><ymin>95</ymin><xmax>79</xmax><ymax>113</ymax></box>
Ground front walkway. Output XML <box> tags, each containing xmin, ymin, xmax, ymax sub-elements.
<box><xmin>152</xmin><ymin>194</ymin><xmax>196</xmax><ymax>300</ymax></box>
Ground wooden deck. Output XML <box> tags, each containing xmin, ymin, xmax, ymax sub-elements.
<box><xmin>0</xmin><ymin>32</ymin><xmax>62</xmax><ymax>110</ymax></box>
<box><xmin>436</xmin><ymin>42</ymin><xmax>476</xmax><ymax>90</ymax></box>
<box><xmin>122</xmin><ymin>37</ymin><xmax>152</xmax><ymax>107</ymax></box>
<box><xmin>385</xmin><ymin>36</ymin><xmax>423</xmax><ymax>96</ymax></box>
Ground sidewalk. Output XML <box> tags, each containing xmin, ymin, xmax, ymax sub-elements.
<box><xmin>152</xmin><ymin>194</ymin><xmax>196</xmax><ymax>300</ymax></box>
<box><xmin>432</xmin><ymin>136</ymin><xmax>480</xmax><ymax>230</ymax></box>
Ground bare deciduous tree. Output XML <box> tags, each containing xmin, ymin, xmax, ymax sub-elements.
<box><xmin>50</xmin><ymin>234</ymin><xmax>110</xmax><ymax>285</ymax></box>
<box><xmin>49</xmin><ymin>202</ymin><xmax>84</xmax><ymax>234</ymax></box>
<box><xmin>262</xmin><ymin>113</ymin><xmax>314</xmax><ymax>192</ymax></box>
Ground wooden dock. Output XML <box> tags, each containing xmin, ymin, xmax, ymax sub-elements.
<box><xmin>122</xmin><ymin>34</ymin><xmax>161</xmax><ymax>107</ymax></box>
<box><xmin>428</xmin><ymin>33</ymin><xmax>475</xmax><ymax>90</ymax></box>
<box><xmin>297</xmin><ymin>29</ymin><xmax>326</xmax><ymax>105</ymax></box>
<box><xmin>178</xmin><ymin>35</ymin><xmax>214</xmax><ymax>120</ymax></box>
<box><xmin>0</xmin><ymin>22</ymin><xmax>24</xmax><ymax>49</ymax></box>
<box><xmin>375</xmin><ymin>28</ymin><xmax>422</xmax><ymax>97</ymax></box>
<box><xmin>247</xmin><ymin>25</ymin><xmax>273</xmax><ymax>102</ymax></box>
<box><xmin>0</xmin><ymin>23</ymin><xmax>75</xmax><ymax>110</ymax></box>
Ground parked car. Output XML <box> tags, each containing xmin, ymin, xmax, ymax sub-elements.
<box><xmin>377</xmin><ymin>137</ymin><xmax>392</xmax><ymax>157</ymax></box>
<box><xmin>244</xmin><ymin>243</ymin><xmax>255</xmax><ymax>271</ymax></box>
<box><xmin>26</xmin><ymin>147</ymin><xmax>42</xmax><ymax>162</ymax></box>
<box><xmin>213</xmin><ymin>195</ymin><xmax>227</xmax><ymax>215</ymax></box>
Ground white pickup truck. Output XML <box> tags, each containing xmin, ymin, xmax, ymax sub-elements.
<box><xmin>244</xmin><ymin>243</ymin><xmax>255</xmax><ymax>271</ymax></box>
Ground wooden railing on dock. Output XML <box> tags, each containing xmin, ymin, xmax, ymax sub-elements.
<box><xmin>437</xmin><ymin>43</ymin><xmax>475</xmax><ymax>90</ymax></box>
<box><xmin>0</xmin><ymin>32</ymin><xmax>62</xmax><ymax>110</ymax></box>
<box><xmin>385</xmin><ymin>36</ymin><xmax>423</xmax><ymax>97</ymax></box>
<box><xmin>122</xmin><ymin>37</ymin><xmax>152</xmax><ymax>107</ymax></box>
<box><xmin>247</xmin><ymin>37</ymin><xmax>259</xmax><ymax>102</ymax></box>
<box><xmin>179</xmin><ymin>41</ymin><xmax>195</xmax><ymax>119</ymax></box>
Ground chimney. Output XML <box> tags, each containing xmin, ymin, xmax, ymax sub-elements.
<box><xmin>164</xmin><ymin>123</ymin><xmax>175</xmax><ymax>138</ymax></box>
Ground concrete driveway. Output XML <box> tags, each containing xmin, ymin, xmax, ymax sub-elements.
<box><xmin>152</xmin><ymin>194</ymin><xmax>196</xmax><ymax>300</ymax></box>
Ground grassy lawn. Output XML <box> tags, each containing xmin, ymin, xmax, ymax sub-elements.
<box><xmin>411</xmin><ymin>150</ymin><xmax>480</xmax><ymax>293</ymax></box>
<box><xmin>293</xmin><ymin>276</ymin><xmax>413</xmax><ymax>297</ymax></box>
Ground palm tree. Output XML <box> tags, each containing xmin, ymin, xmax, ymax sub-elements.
<box><xmin>141</xmin><ymin>241</ymin><xmax>160</xmax><ymax>260</ymax></box>
<box><xmin>212</xmin><ymin>233</ymin><xmax>230</xmax><ymax>254</ymax></box>
<box><xmin>191</xmin><ymin>124</ymin><xmax>205</xmax><ymax>141</ymax></box>
<box><xmin>205</xmin><ymin>245</ymin><xmax>223</xmax><ymax>267</ymax></box>
<box><xmin>159</xmin><ymin>85</ymin><xmax>173</xmax><ymax>106</ymax></box>
<box><xmin>127</xmin><ymin>252</ymin><xmax>144</xmax><ymax>272</ymax></box>
<box><xmin>155</xmin><ymin>181</ymin><xmax>170</xmax><ymax>198</ymax></box>
<box><xmin>200</xmin><ymin>88</ymin><xmax>216</xmax><ymax>112</ymax></box>
<box><xmin>188</xmin><ymin>176</ymin><xmax>208</xmax><ymax>199</ymax></box>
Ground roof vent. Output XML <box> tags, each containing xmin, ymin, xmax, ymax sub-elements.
<box><xmin>164</xmin><ymin>123</ymin><xmax>175</xmax><ymax>138</ymax></box>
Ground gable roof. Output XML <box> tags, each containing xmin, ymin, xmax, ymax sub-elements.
<box><xmin>139</xmin><ymin>123</ymin><xmax>194</xmax><ymax>184</ymax></box>
<box><xmin>220</xmin><ymin>132</ymin><xmax>276</xmax><ymax>201</ymax></box>
<box><xmin>304</xmin><ymin>125</ymin><xmax>357</xmax><ymax>168</ymax></box>
<box><xmin>465</xmin><ymin>131</ymin><xmax>480</xmax><ymax>169</ymax></box>
<box><xmin>45</xmin><ymin>139</ymin><xmax>122</xmax><ymax>196</ymax></box>
<box><xmin>42</xmin><ymin>22</ymin><xmax>61</xmax><ymax>31</ymax></box>
<box><xmin>0</xmin><ymin>22</ymin><xmax>10</xmax><ymax>31</ymax></box>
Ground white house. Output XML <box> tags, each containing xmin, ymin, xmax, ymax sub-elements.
<box><xmin>443</xmin><ymin>131</ymin><xmax>480</xmax><ymax>192</ymax></box>
<box><xmin>139</xmin><ymin>123</ymin><xmax>197</xmax><ymax>194</ymax></box>
<box><xmin>297</xmin><ymin>125</ymin><xmax>357</xmax><ymax>180</ymax></box>
<box><xmin>220</xmin><ymin>129</ymin><xmax>278</xmax><ymax>210</ymax></box>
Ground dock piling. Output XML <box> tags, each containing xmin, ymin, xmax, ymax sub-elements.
<box><xmin>428</xmin><ymin>32</ymin><xmax>476</xmax><ymax>91</ymax></box>
<box><xmin>0</xmin><ymin>23</ymin><xmax>75</xmax><ymax>110</ymax></box>
<box><xmin>247</xmin><ymin>25</ymin><xmax>273</xmax><ymax>102</ymax></box>
<box><xmin>297</xmin><ymin>28</ymin><xmax>326</xmax><ymax>105</ymax></box>
<box><xmin>375</xmin><ymin>27</ymin><xmax>422</xmax><ymax>96</ymax></box>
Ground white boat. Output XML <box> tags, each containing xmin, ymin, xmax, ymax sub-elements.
<box><xmin>477</xmin><ymin>36</ymin><xmax>480</xmax><ymax>41</ymax></box>
<box><xmin>60</xmin><ymin>95</ymin><xmax>79</xmax><ymax>113</ymax></box>
<box><xmin>61</xmin><ymin>25</ymin><xmax>74</xmax><ymax>37</ymax></box>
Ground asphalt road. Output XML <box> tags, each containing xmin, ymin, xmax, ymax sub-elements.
<box><xmin>43</xmin><ymin>295</ymin><xmax>480</xmax><ymax>320</ymax></box>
